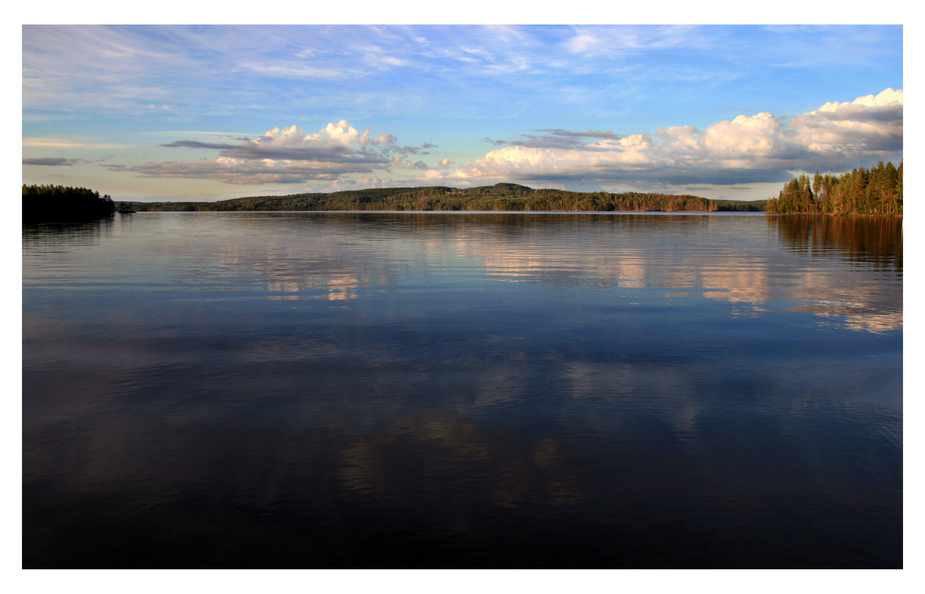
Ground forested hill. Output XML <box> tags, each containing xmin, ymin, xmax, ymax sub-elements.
<box><xmin>128</xmin><ymin>184</ymin><xmax>732</xmax><ymax>213</ymax></box>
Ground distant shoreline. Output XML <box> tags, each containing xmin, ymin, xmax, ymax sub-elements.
<box><xmin>119</xmin><ymin>184</ymin><xmax>767</xmax><ymax>214</ymax></box>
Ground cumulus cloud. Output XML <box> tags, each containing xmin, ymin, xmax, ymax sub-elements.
<box><xmin>119</xmin><ymin>90</ymin><xmax>901</xmax><ymax>190</ymax></box>
<box><xmin>447</xmin><ymin>134</ymin><xmax>657</xmax><ymax>184</ymax></box>
<box><xmin>132</xmin><ymin>121</ymin><xmax>444</xmax><ymax>184</ymax></box>
<box><xmin>132</xmin><ymin>121</ymin><xmax>401</xmax><ymax>184</ymax></box>
<box><xmin>440</xmin><ymin>89</ymin><xmax>902</xmax><ymax>187</ymax></box>
<box><xmin>789</xmin><ymin>88</ymin><xmax>903</xmax><ymax>153</ymax></box>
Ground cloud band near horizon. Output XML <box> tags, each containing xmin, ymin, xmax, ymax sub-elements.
<box><xmin>442</xmin><ymin>88</ymin><xmax>902</xmax><ymax>188</ymax></box>
<box><xmin>29</xmin><ymin>88</ymin><xmax>902</xmax><ymax>193</ymax></box>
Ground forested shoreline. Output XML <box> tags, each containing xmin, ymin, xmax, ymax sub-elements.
<box><xmin>24</xmin><ymin>161</ymin><xmax>902</xmax><ymax>220</ymax></box>
<box><xmin>767</xmin><ymin>161</ymin><xmax>902</xmax><ymax>215</ymax></box>
<box><xmin>22</xmin><ymin>184</ymin><xmax>116</xmax><ymax>222</ymax></box>
<box><xmin>126</xmin><ymin>184</ymin><xmax>729</xmax><ymax>213</ymax></box>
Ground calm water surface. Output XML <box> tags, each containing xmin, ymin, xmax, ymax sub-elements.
<box><xmin>22</xmin><ymin>212</ymin><xmax>902</xmax><ymax>568</ymax></box>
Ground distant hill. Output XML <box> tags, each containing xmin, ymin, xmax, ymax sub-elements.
<box><xmin>126</xmin><ymin>184</ymin><xmax>763</xmax><ymax>213</ymax></box>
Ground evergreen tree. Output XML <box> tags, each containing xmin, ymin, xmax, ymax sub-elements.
<box><xmin>766</xmin><ymin>162</ymin><xmax>901</xmax><ymax>216</ymax></box>
<box><xmin>23</xmin><ymin>184</ymin><xmax>116</xmax><ymax>222</ymax></box>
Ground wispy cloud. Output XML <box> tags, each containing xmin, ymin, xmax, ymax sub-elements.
<box><xmin>236</xmin><ymin>62</ymin><xmax>343</xmax><ymax>78</ymax></box>
<box><xmin>23</xmin><ymin>158</ymin><xmax>78</xmax><ymax>166</ymax></box>
<box><xmin>564</xmin><ymin>25</ymin><xmax>707</xmax><ymax>57</ymax></box>
<box><xmin>23</xmin><ymin>25</ymin><xmax>903</xmax><ymax>123</ymax></box>
<box><xmin>503</xmin><ymin>129</ymin><xmax>623</xmax><ymax>150</ymax></box>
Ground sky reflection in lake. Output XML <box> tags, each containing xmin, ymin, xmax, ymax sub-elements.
<box><xmin>22</xmin><ymin>212</ymin><xmax>902</xmax><ymax>568</ymax></box>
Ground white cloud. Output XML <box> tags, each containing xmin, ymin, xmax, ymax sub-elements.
<box><xmin>701</xmin><ymin>113</ymin><xmax>789</xmax><ymax>158</ymax></box>
<box><xmin>118</xmin><ymin>90</ymin><xmax>901</xmax><ymax>193</ymax></box>
<box><xmin>565</xmin><ymin>33</ymin><xmax>602</xmax><ymax>55</ymax></box>
<box><xmin>127</xmin><ymin>119</ymin><xmax>453</xmax><ymax>187</ymax></box>
<box><xmin>130</xmin><ymin>121</ymin><xmax>398</xmax><ymax>184</ymax></box>
<box><xmin>789</xmin><ymin>88</ymin><xmax>903</xmax><ymax>153</ymax></box>
<box><xmin>372</xmin><ymin>133</ymin><xmax>397</xmax><ymax>146</ymax></box>
<box><xmin>438</xmin><ymin>89</ymin><xmax>902</xmax><ymax>187</ymax></box>
<box><xmin>564</xmin><ymin>25</ymin><xmax>702</xmax><ymax>57</ymax></box>
<box><xmin>257</xmin><ymin>121</ymin><xmax>371</xmax><ymax>152</ymax></box>
<box><xmin>237</xmin><ymin>62</ymin><xmax>341</xmax><ymax>78</ymax></box>
<box><xmin>819</xmin><ymin>87</ymin><xmax>902</xmax><ymax>111</ymax></box>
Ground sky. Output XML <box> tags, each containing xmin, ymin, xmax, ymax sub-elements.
<box><xmin>21</xmin><ymin>23</ymin><xmax>903</xmax><ymax>203</ymax></box>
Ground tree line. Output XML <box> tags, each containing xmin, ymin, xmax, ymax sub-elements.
<box><xmin>129</xmin><ymin>184</ymin><xmax>722</xmax><ymax>213</ymax></box>
<box><xmin>23</xmin><ymin>184</ymin><xmax>116</xmax><ymax>222</ymax></box>
<box><xmin>766</xmin><ymin>161</ymin><xmax>902</xmax><ymax>215</ymax></box>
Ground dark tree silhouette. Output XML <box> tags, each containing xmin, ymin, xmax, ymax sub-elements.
<box><xmin>23</xmin><ymin>184</ymin><xmax>116</xmax><ymax>222</ymax></box>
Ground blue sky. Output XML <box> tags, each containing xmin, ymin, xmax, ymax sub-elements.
<box><xmin>22</xmin><ymin>24</ymin><xmax>903</xmax><ymax>202</ymax></box>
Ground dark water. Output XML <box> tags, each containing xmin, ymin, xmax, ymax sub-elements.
<box><xmin>22</xmin><ymin>212</ymin><xmax>902</xmax><ymax>568</ymax></box>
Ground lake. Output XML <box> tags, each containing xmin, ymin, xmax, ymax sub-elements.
<box><xmin>22</xmin><ymin>212</ymin><xmax>903</xmax><ymax>568</ymax></box>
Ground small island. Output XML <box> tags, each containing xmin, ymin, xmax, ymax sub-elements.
<box><xmin>23</xmin><ymin>184</ymin><xmax>116</xmax><ymax>223</ymax></box>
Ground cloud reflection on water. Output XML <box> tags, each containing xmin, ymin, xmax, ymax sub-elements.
<box><xmin>22</xmin><ymin>212</ymin><xmax>902</xmax><ymax>567</ymax></box>
<box><xmin>187</xmin><ymin>213</ymin><xmax>902</xmax><ymax>332</ymax></box>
